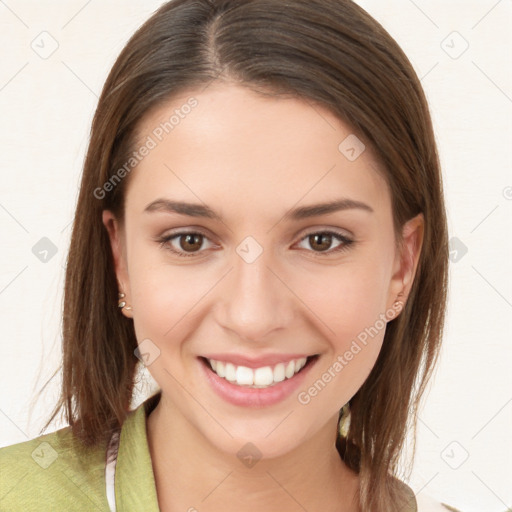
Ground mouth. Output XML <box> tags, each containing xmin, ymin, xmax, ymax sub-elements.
<box><xmin>199</xmin><ymin>354</ymin><xmax>319</xmax><ymax>389</ymax></box>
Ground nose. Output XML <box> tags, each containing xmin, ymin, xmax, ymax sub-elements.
<box><xmin>216</xmin><ymin>245</ymin><xmax>295</xmax><ymax>342</ymax></box>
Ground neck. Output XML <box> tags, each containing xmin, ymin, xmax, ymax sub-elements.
<box><xmin>146</xmin><ymin>395</ymin><xmax>359</xmax><ymax>512</ymax></box>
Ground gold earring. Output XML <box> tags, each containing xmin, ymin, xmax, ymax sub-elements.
<box><xmin>339</xmin><ymin>402</ymin><xmax>351</xmax><ymax>437</ymax></box>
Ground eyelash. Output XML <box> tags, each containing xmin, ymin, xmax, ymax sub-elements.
<box><xmin>156</xmin><ymin>229</ymin><xmax>354</xmax><ymax>258</ymax></box>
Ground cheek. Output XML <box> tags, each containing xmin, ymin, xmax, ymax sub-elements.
<box><xmin>302</xmin><ymin>257</ymin><xmax>392</xmax><ymax>345</ymax></box>
<box><xmin>293</xmin><ymin>252</ymin><xmax>392</xmax><ymax>404</ymax></box>
<box><xmin>126</xmin><ymin>242</ymin><xmax>213</xmax><ymax>350</ymax></box>
<box><xmin>296</xmin><ymin>271</ymin><xmax>389</xmax><ymax>417</ymax></box>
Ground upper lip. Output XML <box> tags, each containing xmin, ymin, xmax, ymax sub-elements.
<box><xmin>200</xmin><ymin>353</ymin><xmax>316</xmax><ymax>368</ymax></box>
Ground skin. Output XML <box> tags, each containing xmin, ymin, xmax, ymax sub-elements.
<box><xmin>103</xmin><ymin>82</ymin><xmax>423</xmax><ymax>512</ymax></box>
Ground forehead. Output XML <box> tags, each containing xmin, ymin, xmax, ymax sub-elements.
<box><xmin>125</xmin><ymin>82</ymin><xmax>390</xmax><ymax>219</ymax></box>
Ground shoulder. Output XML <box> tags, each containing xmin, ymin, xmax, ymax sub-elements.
<box><xmin>416</xmin><ymin>492</ymin><xmax>461</xmax><ymax>512</ymax></box>
<box><xmin>392</xmin><ymin>477</ymin><xmax>418</xmax><ymax>512</ymax></box>
<box><xmin>392</xmin><ymin>479</ymin><xmax>458</xmax><ymax>512</ymax></box>
<box><xmin>0</xmin><ymin>427</ymin><xmax>110</xmax><ymax>511</ymax></box>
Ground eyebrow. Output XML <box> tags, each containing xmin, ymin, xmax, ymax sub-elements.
<box><xmin>143</xmin><ymin>197</ymin><xmax>374</xmax><ymax>221</ymax></box>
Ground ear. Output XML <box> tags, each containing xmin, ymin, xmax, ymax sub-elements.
<box><xmin>387</xmin><ymin>213</ymin><xmax>424</xmax><ymax>311</ymax></box>
<box><xmin>102</xmin><ymin>210</ymin><xmax>132</xmax><ymax>318</ymax></box>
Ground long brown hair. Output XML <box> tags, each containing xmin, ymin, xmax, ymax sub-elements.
<box><xmin>39</xmin><ymin>0</ymin><xmax>448</xmax><ymax>509</ymax></box>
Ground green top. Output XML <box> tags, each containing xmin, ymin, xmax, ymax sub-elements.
<box><xmin>0</xmin><ymin>392</ymin><xmax>417</xmax><ymax>511</ymax></box>
<box><xmin>0</xmin><ymin>392</ymin><xmax>161</xmax><ymax>511</ymax></box>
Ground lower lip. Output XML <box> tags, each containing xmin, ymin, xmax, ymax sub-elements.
<box><xmin>199</xmin><ymin>356</ymin><xmax>317</xmax><ymax>407</ymax></box>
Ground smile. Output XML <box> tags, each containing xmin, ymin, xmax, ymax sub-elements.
<box><xmin>206</xmin><ymin>357</ymin><xmax>309</xmax><ymax>388</ymax></box>
<box><xmin>199</xmin><ymin>354</ymin><xmax>319</xmax><ymax>407</ymax></box>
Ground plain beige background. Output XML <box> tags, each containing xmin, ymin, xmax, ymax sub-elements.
<box><xmin>0</xmin><ymin>1</ymin><xmax>511</xmax><ymax>511</ymax></box>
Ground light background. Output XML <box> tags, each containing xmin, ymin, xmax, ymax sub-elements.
<box><xmin>0</xmin><ymin>1</ymin><xmax>511</xmax><ymax>511</ymax></box>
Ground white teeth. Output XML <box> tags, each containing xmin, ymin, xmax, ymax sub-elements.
<box><xmin>236</xmin><ymin>366</ymin><xmax>254</xmax><ymax>386</ymax></box>
<box><xmin>254</xmin><ymin>366</ymin><xmax>274</xmax><ymax>386</ymax></box>
<box><xmin>216</xmin><ymin>361</ymin><xmax>226</xmax><ymax>378</ymax></box>
<box><xmin>285</xmin><ymin>360</ymin><xmax>295</xmax><ymax>379</ymax></box>
<box><xmin>225</xmin><ymin>363</ymin><xmax>236</xmax><ymax>382</ymax></box>
<box><xmin>273</xmin><ymin>363</ymin><xmax>285</xmax><ymax>382</ymax></box>
<box><xmin>207</xmin><ymin>356</ymin><xmax>310</xmax><ymax>388</ymax></box>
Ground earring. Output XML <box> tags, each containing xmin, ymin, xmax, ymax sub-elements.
<box><xmin>118</xmin><ymin>292</ymin><xmax>132</xmax><ymax>311</ymax></box>
<box><xmin>339</xmin><ymin>402</ymin><xmax>351</xmax><ymax>437</ymax></box>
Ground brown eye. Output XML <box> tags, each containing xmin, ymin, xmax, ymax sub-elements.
<box><xmin>157</xmin><ymin>231</ymin><xmax>213</xmax><ymax>258</ymax></box>
<box><xmin>296</xmin><ymin>230</ymin><xmax>354</xmax><ymax>255</ymax></box>
<box><xmin>309</xmin><ymin>233</ymin><xmax>334</xmax><ymax>252</ymax></box>
<box><xmin>179</xmin><ymin>233</ymin><xmax>204</xmax><ymax>252</ymax></box>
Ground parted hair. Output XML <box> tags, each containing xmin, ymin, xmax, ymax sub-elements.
<box><xmin>39</xmin><ymin>1</ymin><xmax>448</xmax><ymax>510</ymax></box>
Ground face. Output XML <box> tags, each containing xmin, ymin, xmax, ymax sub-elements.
<box><xmin>103</xmin><ymin>82</ymin><xmax>422</xmax><ymax>460</ymax></box>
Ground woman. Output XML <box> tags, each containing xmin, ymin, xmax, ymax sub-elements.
<box><xmin>0</xmin><ymin>0</ymin><xmax>449</xmax><ymax>510</ymax></box>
